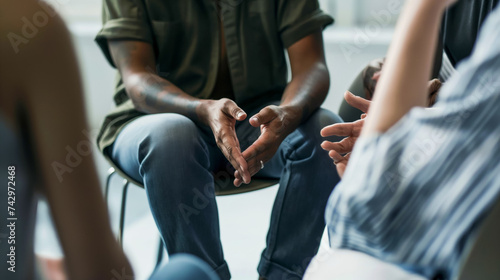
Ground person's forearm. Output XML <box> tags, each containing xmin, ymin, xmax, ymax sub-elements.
<box><xmin>108</xmin><ymin>40</ymin><xmax>206</xmax><ymax>124</ymax></box>
<box><xmin>362</xmin><ymin>0</ymin><xmax>450</xmax><ymax>136</ymax></box>
<box><xmin>124</xmin><ymin>71</ymin><xmax>203</xmax><ymax>122</ymax></box>
<box><xmin>280</xmin><ymin>63</ymin><xmax>330</xmax><ymax>126</ymax></box>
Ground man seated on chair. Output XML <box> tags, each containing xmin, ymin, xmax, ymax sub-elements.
<box><xmin>94</xmin><ymin>0</ymin><xmax>342</xmax><ymax>279</ymax></box>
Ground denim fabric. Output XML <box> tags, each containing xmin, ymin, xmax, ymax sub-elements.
<box><xmin>0</xmin><ymin>117</ymin><xmax>37</xmax><ymax>280</ymax></box>
<box><xmin>149</xmin><ymin>254</ymin><xmax>220</xmax><ymax>280</ymax></box>
<box><xmin>110</xmin><ymin>103</ymin><xmax>342</xmax><ymax>280</ymax></box>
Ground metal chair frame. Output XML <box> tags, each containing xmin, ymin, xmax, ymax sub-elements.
<box><xmin>105</xmin><ymin>168</ymin><xmax>165</xmax><ymax>269</ymax></box>
<box><xmin>104</xmin><ymin>167</ymin><xmax>278</xmax><ymax>270</ymax></box>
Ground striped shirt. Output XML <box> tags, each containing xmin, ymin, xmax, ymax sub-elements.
<box><xmin>325</xmin><ymin>6</ymin><xmax>500</xmax><ymax>280</ymax></box>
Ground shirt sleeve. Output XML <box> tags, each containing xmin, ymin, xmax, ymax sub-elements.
<box><xmin>276</xmin><ymin>0</ymin><xmax>334</xmax><ymax>48</ymax></box>
<box><xmin>95</xmin><ymin>0</ymin><xmax>154</xmax><ymax>67</ymax></box>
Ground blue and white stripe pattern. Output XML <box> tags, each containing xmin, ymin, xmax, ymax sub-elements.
<box><xmin>325</xmin><ymin>6</ymin><xmax>500</xmax><ymax>280</ymax></box>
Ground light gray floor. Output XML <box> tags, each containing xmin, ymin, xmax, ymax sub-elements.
<box><xmin>34</xmin><ymin>25</ymin><xmax>390</xmax><ymax>280</ymax></box>
<box><xmin>36</xmin><ymin>175</ymin><xmax>329</xmax><ymax>280</ymax></box>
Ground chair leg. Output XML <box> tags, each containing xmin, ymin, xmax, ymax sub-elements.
<box><xmin>107</xmin><ymin>168</ymin><xmax>161</xmax><ymax>267</ymax></box>
<box><xmin>155</xmin><ymin>239</ymin><xmax>164</xmax><ymax>269</ymax></box>
<box><xmin>118</xmin><ymin>180</ymin><xmax>129</xmax><ymax>247</ymax></box>
<box><xmin>105</xmin><ymin>168</ymin><xmax>115</xmax><ymax>204</ymax></box>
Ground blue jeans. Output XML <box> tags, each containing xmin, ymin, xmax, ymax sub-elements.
<box><xmin>110</xmin><ymin>103</ymin><xmax>342</xmax><ymax>280</ymax></box>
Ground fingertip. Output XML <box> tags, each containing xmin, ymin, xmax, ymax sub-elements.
<box><xmin>321</xmin><ymin>124</ymin><xmax>338</xmax><ymax>137</ymax></box>
<box><xmin>234</xmin><ymin>178</ymin><xmax>241</xmax><ymax>187</ymax></box>
<box><xmin>329</xmin><ymin>150</ymin><xmax>340</xmax><ymax>159</ymax></box>
<box><xmin>321</xmin><ymin>141</ymin><xmax>328</xmax><ymax>149</ymax></box>
<box><xmin>345</xmin><ymin>91</ymin><xmax>359</xmax><ymax>103</ymax></box>
<box><xmin>249</xmin><ymin>116</ymin><xmax>260</xmax><ymax>127</ymax></box>
<box><xmin>243</xmin><ymin>171</ymin><xmax>251</xmax><ymax>184</ymax></box>
<box><xmin>237</xmin><ymin>111</ymin><xmax>247</xmax><ymax>121</ymax></box>
<box><xmin>320</xmin><ymin>128</ymin><xmax>331</xmax><ymax>138</ymax></box>
<box><xmin>329</xmin><ymin>150</ymin><xmax>335</xmax><ymax>158</ymax></box>
<box><xmin>320</xmin><ymin>128</ymin><xmax>327</xmax><ymax>137</ymax></box>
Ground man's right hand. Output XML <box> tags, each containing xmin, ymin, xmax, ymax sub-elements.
<box><xmin>198</xmin><ymin>98</ymin><xmax>251</xmax><ymax>184</ymax></box>
<box><xmin>321</xmin><ymin>91</ymin><xmax>370</xmax><ymax>177</ymax></box>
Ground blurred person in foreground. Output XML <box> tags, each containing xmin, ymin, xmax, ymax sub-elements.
<box><xmin>309</xmin><ymin>0</ymin><xmax>500</xmax><ymax>279</ymax></box>
<box><xmin>0</xmin><ymin>1</ymin><xmax>218</xmax><ymax>279</ymax></box>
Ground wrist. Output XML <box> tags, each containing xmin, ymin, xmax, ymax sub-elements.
<box><xmin>196</xmin><ymin>99</ymin><xmax>216</xmax><ymax>126</ymax></box>
<box><xmin>280</xmin><ymin>104</ymin><xmax>303</xmax><ymax>130</ymax></box>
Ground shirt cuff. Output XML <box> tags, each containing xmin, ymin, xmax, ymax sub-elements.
<box><xmin>280</xmin><ymin>10</ymin><xmax>334</xmax><ymax>49</ymax></box>
<box><xmin>95</xmin><ymin>18</ymin><xmax>153</xmax><ymax>67</ymax></box>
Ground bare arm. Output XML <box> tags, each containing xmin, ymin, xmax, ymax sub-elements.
<box><xmin>246</xmin><ymin>30</ymin><xmax>330</xmax><ymax>131</ymax></box>
<box><xmin>362</xmin><ymin>0</ymin><xmax>456</xmax><ymax>136</ymax></box>
<box><xmin>108</xmin><ymin>40</ymin><xmax>203</xmax><ymax>120</ymax></box>
<box><xmin>279</xmin><ymin>30</ymin><xmax>330</xmax><ymax>124</ymax></box>
<box><xmin>9</xmin><ymin>9</ymin><xmax>132</xmax><ymax>280</ymax></box>
<box><xmin>235</xmin><ymin>31</ymin><xmax>330</xmax><ymax>185</ymax></box>
<box><xmin>108</xmin><ymin>40</ymin><xmax>252</xmax><ymax>183</ymax></box>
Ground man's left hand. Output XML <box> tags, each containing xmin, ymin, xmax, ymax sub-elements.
<box><xmin>233</xmin><ymin>105</ymin><xmax>301</xmax><ymax>186</ymax></box>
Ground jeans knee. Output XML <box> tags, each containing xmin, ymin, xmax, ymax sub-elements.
<box><xmin>312</xmin><ymin>109</ymin><xmax>343</xmax><ymax>138</ymax></box>
<box><xmin>304</xmin><ymin>109</ymin><xmax>343</xmax><ymax>144</ymax></box>
<box><xmin>285</xmin><ymin>109</ymin><xmax>342</xmax><ymax>162</ymax></box>
<box><xmin>137</xmin><ymin>114</ymin><xmax>209</xmax><ymax>175</ymax></box>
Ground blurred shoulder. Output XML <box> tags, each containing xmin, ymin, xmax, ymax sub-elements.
<box><xmin>1</xmin><ymin>0</ymin><xmax>63</xmax><ymax>46</ymax></box>
<box><xmin>0</xmin><ymin>0</ymin><xmax>51</xmax><ymax>26</ymax></box>
<box><xmin>1</xmin><ymin>0</ymin><xmax>69</xmax><ymax>56</ymax></box>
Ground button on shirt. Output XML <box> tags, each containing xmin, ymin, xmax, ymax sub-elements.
<box><xmin>325</xmin><ymin>5</ymin><xmax>500</xmax><ymax>280</ymax></box>
<box><xmin>94</xmin><ymin>0</ymin><xmax>333</xmax><ymax>154</ymax></box>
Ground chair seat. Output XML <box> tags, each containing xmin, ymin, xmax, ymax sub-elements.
<box><xmin>215</xmin><ymin>178</ymin><xmax>279</xmax><ymax>196</ymax></box>
<box><xmin>108</xmin><ymin>167</ymin><xmax>278</xmax><ymax>196</ymax></box>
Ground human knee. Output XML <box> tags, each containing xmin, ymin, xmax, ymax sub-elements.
<box><xmin>151</xmin><ymin>254</ymin><xmax>220</xmax><ymax>280</ymax></box>
<box><xmin>305</xmin><ymin>109</ymin><xmax>343</xmax><ymax>144</ymax></box>
<box><xmin>287</xmin><ymin>109</ymin><xmax>342</xmax><ymax>161</ymax></box>
<box><xmin>138</xmin><ymin>114</ymin><xmax>208</xmax><ymax>167</ymax></box>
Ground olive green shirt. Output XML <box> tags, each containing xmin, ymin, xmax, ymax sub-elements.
<box><xmin>95</xmin><ymin>0</ymin><xmax>333</xmax><ymax>154</ymax></box>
